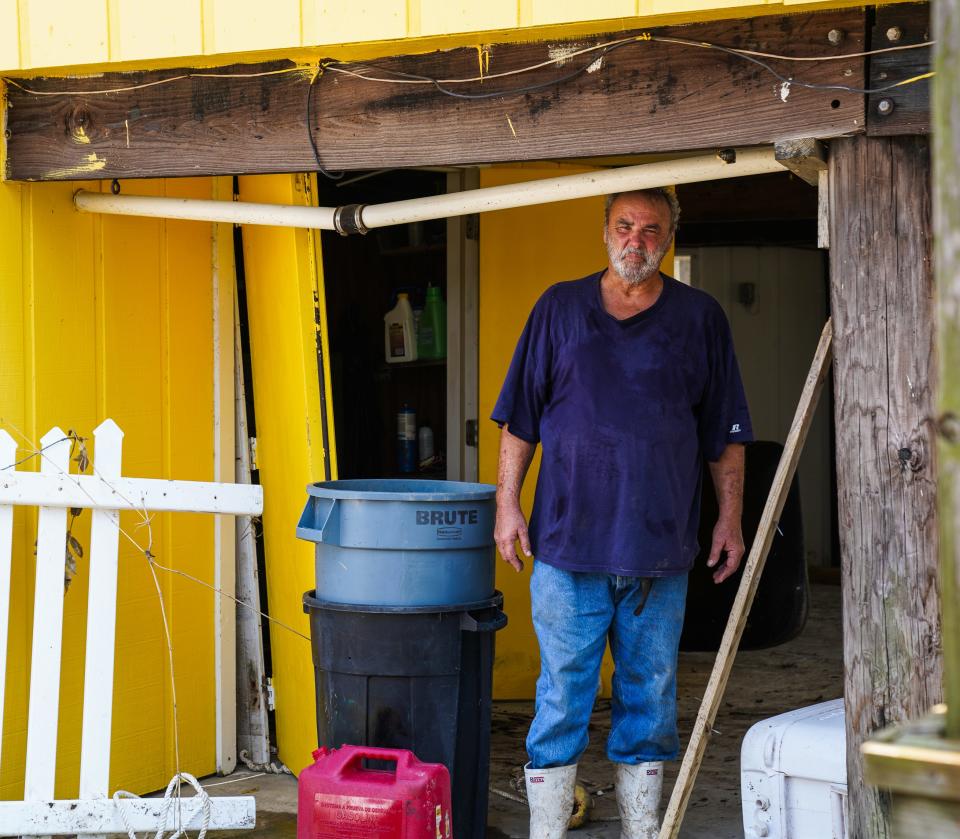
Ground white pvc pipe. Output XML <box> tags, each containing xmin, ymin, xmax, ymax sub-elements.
<box><xmin>74</xmin><ymin>147</ymin><xmax>782</xmax><ymax>231</ymax></box>
<box><xmin>74</xmin><ymin>191</ymin><xmax>338</xmax><ymax>228</ymax></box>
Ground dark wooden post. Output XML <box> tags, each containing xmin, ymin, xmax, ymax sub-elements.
<box><xmin>829</xmin><ymin>134</ymin><xmax>942</xmax><ymax>838</ymax></box>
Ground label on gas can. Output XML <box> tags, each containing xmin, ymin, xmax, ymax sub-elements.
<box><xmin>313</xmin><ymin>793</ymin><xmax>402</xmax><ymax>837</ymax></box>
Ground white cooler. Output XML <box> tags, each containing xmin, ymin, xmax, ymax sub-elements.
<box><xmin>740</xmin><ymin>699</ymin><xmax>847</xmax><ymax>839</ymax></box>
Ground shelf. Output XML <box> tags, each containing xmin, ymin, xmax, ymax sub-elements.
<box><xmin>378</xmin><ymin>243</ymin><xmax>445</xmax><ymax>256</ymax></box>
<box><xmin>392</xmin><ymin>467</ymin><xmax>447</xmax><ymax>479</ymax></box>
<box><xmin>382</xmin><ymin>358</ymin><xmax>446</xmax><ymax>371</ymax></box>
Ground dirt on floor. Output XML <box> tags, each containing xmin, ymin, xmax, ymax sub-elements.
<box><xmin>205</xmin><ymin>582</ymin><xmax>843</xmax><ymax>838</ymax></box>
<box><xmin>485</xmin><ymin>582</ymin><xmax>843</xmax><ymax>838</ymax></box>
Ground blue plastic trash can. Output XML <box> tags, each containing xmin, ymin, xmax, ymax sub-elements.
<box><xmin>296</xmin><ymin>478</ymin><xmax>497</xmax><ymax>608</ymax></box>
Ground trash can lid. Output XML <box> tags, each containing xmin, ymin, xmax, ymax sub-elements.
<box><xmin>305</xmin><ymin>478</ymin><xmax>496</xmax><ymax>502</ymax></box>
<box><xmin>303</xmin><ymin>589</ymin><xmax>504</xmax><ymax>615</ymax></box>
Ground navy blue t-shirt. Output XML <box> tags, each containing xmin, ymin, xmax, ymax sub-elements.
<box><xmin>491</xmin><ymin>271</ymin><xmax>753</xmax><ymax>577</ymax></box>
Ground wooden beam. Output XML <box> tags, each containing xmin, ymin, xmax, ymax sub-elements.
<box><xmin>829</xmin><ymin>134</ymin><xmax>941</xmax><ymax>839</ymax></box>
<box><xmin>3</xmin><ymin>9</ymin><xmax>868</xmax><ymax>181</ymax></box>
<box><xmin>867</xmin><ymin>2</ymin><xmax>932</xmax><ymax>137</ymax></box>
<box><xmin>774</xmin><ymin>138</ymin><xmax>827</xmax><ymax>186</ymax></box>
<box><xmin>863</xmin><ymin>708</ymin><xmax>960</xmax><ymax>837</ymax></box>
<box><xmin>772</xmin><ymin>138</ymin><xmax>830</xmax><ymax>247</ymax></box>
<box><xmin>864</xmin><ymin>709</ymin><xmax>960</xmax><ymax>804</ymax></box>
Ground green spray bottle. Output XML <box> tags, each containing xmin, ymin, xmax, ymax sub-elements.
<box><xmin>417</xmin><ymin>285</ymin><xmax>446</xmax><ymax>360</ymax></box>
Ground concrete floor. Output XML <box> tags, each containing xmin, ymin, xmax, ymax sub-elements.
<box><xmin>200</xmin><ymin>582</ymin><xmax>842</xmax><ymax>838</ymax></box>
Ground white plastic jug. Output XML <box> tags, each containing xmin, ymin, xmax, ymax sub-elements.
<box><xmin>384</xmin><ymin>293</ymin><xmax>417</xmax><ymax>363</ymax></box>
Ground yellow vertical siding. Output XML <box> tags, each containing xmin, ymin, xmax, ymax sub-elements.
<box><xmin>16</xmin><ymin>0</ymin><xmax>109</xmax><ymax>70</ymax></box>
<box><xmin>111</xmin><ymin>0</ymin><xmax>203</xmax><ymax>63</ymax></box>
<box><xmin>418</xmin><ymin>0</ymin><xmax>517</xmax><ymax>37</ymax></box>
<box><xmin>0</xmin><ymin>0</ymin><xmax>18</xmax><ymax>70</ymax></box>
<box><xmin>302</xmin><ymin>0</ymin><xmax>408</xmax><ymax>45</ymax></box>
<box><xmin>478</xmin><ymin>164</ymin><xmax>606</xmax><ymax>699</ymax></box>
<box><xmin>0</xmin><ymin>176</ymin><xmax>233</xmax><ymax>798</ymax></box>
<box><xmin>236</xmin><ymin>173</ymin><xmax>335</xmax><ymax>776</ymax></box>
<box><xmin>0</xmin><ymin>1</ymin><xmax>907</xmax><ymax>73</ymax></box>
<box><xmin>0</xmin><ymin>177</ymin><xmax>27</xmax><ymax>799</ymax></box>
<box><xmin>209</xmin><ymin>0</ymin><xmax>303</xmax><ymax>55</ymax></box>
<box><xmin>531</xmin><ymin>0</ymin><xmax>636</xmax><ymax>26</ymax></box>
<box><xmin>643</xmin><ymin>0</ymin><xmax>770</xmax><ymax>12</ymax></box>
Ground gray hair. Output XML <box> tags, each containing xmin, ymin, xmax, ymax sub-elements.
<box><xmin>604</xmin><ymin>188</ymin><xmax>681</xmax><ymax>234</ymax></box>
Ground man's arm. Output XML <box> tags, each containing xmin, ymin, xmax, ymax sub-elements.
<box><xmin>494</xmin><ymin>425</ymin><xmax>537</xmax><ymax>572</ymax></box>
<box><xmin>706</xmin><ymin>443</ymin><xmax>746</xmax><ymax>584</ymax></box>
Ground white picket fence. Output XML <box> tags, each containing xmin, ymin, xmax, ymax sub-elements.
<box><xmin>0</xmin><ymin>420</ymin><xmax>262</xmax><ymax>837</ymax></box>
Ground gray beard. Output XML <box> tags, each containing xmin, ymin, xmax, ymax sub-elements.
<box><xmin>608</xmin><ymin>242</ymin><xmax>670</xmax><ymax>285</ymax></box>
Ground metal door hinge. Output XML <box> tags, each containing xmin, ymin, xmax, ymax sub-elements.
<box><xmin>249</xmin><ymin>437</ymin><xmax>259</xmax><ymax>471</ymax></box>
<box><xmin>465</xmin><ymin>420</ymin><xmax>479</xmax><ymax>447</ymax></box>
<box><xmin>266</xmin><ymin>677</ymin><xmax>276</xmax><ymax>711</ymax></box>
<box><xmin>465</xmin><ymin>214</ymin><xmax>479</xmax><ymax>241</ymax></box>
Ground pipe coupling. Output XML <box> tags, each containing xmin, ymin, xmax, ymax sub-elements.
<box><xmin>333</xmin><ymin>203</ymin><xmax>369</xmax><ymax>236</ymax></box>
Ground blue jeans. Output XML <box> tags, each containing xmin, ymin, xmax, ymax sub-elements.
<box><xmin>526</xmin><ymin>561</ymin><xmax>688</xmax><ymax>769</ymax></box>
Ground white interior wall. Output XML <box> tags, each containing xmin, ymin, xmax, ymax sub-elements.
<box><xmin>679</xmin><ymin>245</ymin><xmax>833</xmax><ymax>567</ymax></box>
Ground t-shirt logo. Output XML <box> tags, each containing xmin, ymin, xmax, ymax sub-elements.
<box><xmin>730</xmin><ymin>423</ymin><xmax>741</xmax><ymax>433</ymax></box>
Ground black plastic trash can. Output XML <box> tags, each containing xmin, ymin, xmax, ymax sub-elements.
<box><xmin>303</xmin><ymin>590</ymin><xmax>507</xmax><ymax>839</ymax></box>
<box><xmin>681</xmin><ymin>440</ymin><xmax>807</xmax><ymax>651</ymax></box>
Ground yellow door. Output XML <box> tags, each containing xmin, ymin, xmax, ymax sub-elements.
<box><xmin>478</xmin><ymin>164</ymin><xmax>673</xmax><ymax>699</ymax></box>
<box><xmin>0</xmin><ymin>176</ymin><xmax>235</xmax><ymax>797</ymax></box>
<box><xmin>236</xmin><ymin>173</ymin><xmax>337</xmax><ymax>776</ymax></box>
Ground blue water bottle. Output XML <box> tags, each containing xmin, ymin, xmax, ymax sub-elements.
<box><xmin>397</xmin><ymin>405</ymin><xmax>417</xmax><ymax>473</ymax></box>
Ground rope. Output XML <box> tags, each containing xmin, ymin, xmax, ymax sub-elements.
<box><xmin>112</xmin><ymin>772</ymin><xmax>212</xmax><ymax>839</ymax></box>
<box><xmin>238</xmin><ymin>749</ymin><xmax>293</xmax><ymax>775</ymax></box>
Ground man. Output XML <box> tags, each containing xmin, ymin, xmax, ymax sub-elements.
<box><xmin>492</xmin><ymin>188</ymin><xmax>752</xmax><ymax>839</ymax></box>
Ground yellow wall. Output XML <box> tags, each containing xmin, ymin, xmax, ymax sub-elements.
<box><xmin>478</xmin><ymin>164</ymin><xmax>672</xmax><ymax>698</ymax></box>
<box><xmin>0</xmin><ymin>0</ymin><xmax>912</xmax><ymax>74</ymax></box>
<box><xmin>0</xmin><ymin>176</ymin><xmax>235</xmax><ymax>797</ymax></box>
<box><xmin>236</xmin><ymin>173</ymin><xmax>336</xmax><ymax>776</ymax></box>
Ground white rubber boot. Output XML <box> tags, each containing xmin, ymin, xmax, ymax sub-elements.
<box><xmin>615</xmin><ymin>761</ymin><xmax>663</xmax><ymax>839</ymax></box>
<box><xmin>525</xmin><ymin>762</ymin><xmax>577</xmax><ymax>839</ymax></box>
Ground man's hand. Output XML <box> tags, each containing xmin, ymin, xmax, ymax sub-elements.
<box><xmin>707</xmin><ymin>443</ymin><xmax>746</xmax><ymax>584</ymax></box>
<box><xmin>706</xmin><ymin>517</ymin><xmax>745</xmax><ymax>584</ymax></box>
<box><xmin>495</xmin><ymin>500</ymin><xmax>531</xmax><ymax>572</ymax></box>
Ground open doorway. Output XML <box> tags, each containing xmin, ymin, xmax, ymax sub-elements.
<box><xmin>474</xmin><ymin>165</ymin><xmax>844</xmax><ymax>838</ymax></box>
<box><xmin>311</xmin><ymin>160</ymin><xmax>843</xmax><ymax>836</ymax></box>
<box><xmin>317</xmin><ymin>170</ymin><xmax>452</xmax><ymax>480</ymax></box>
<box><xmin>675</xmin><ymin>172</ymin><xmax>838</xmax><ymax>574</ymax></box>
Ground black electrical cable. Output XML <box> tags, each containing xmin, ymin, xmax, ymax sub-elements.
<box><xmin>327</xmin><ymin>41</ymin><xmax>628</xmax><ymax>101</ymax></box>
<box><xmin>2</xmin><ymin>37</ymin><xmax>931</xmax><ymax>99</ymax></box>
<box><xmin>344</xmin><ymin>59</ymin><xmax>603</xmax><ymax>100</ymax></box>
<box><xmin>306</xmin><ymin>71</ymin><xmax>344</xmax><ymax>180</ymax></box>
<box><xmin>327</xmin><ymin>34</ymin><xmax>931</xmax><ymax>100</ymax></box>
<box><xmin>656</xmin><ymin>35</ymin><xmax>929</xmax><ymax>95</ymax></box>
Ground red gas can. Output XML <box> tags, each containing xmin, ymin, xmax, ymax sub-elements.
<box><xmin>297</xmin><ymin>745</ymin><xmax>453</xmax><ymax>838</ymax></box>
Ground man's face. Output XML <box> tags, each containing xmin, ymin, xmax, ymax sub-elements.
<box><xmin>603</xmin><ymin>194</ymin><xmax>674</xmax><ymax>285</ymax></box>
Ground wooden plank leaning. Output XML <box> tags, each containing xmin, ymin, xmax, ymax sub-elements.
<box><xmin>659</xmin><ymin>317</ymin><xmax>835</xmax><ymax>839</ymax></box>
